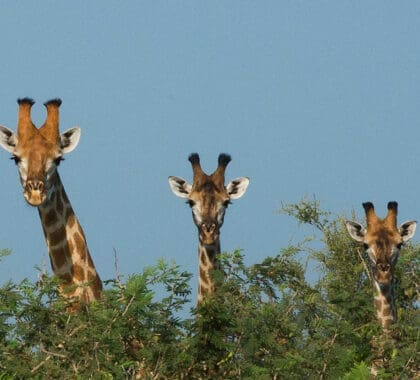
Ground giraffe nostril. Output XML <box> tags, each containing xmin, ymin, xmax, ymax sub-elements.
<box><xmin>200</xmin><ymin>223</ymin><xmax>217</xmax><ymax>233</ymax></box>
<box><xmin>26</xmin><ymin>180</ymin><xmax>44</xmax><ymax>192</ymax></box>
<box><xmin>378</xmin><ymin>263</ymin><xmax>390</xmax><ymax>272</ymax></box>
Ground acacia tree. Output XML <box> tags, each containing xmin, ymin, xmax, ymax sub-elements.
<box><xmin>0</xmin><ymin>199</ymin><xmax>418</xmax><ymax>379</ymax></box>
<box><xmin>279</xmin><ymin>198</ymin><xmax>419</xmax><ymax>378</ymax></box>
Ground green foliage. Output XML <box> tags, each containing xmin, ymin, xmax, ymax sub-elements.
<box><xmin>342</xmin><ymin>361</ymin><xmax>370</xmax><ymax>380</ymax></box>
<box><xmin>0</xmin><ymin>198</ymin><xmax>418</xmax><ymax>378</ymax></box>
<box><xmin>0</xmin><ymin>249</ymin><xmax>10</xmax><ymax>262</ymax></box>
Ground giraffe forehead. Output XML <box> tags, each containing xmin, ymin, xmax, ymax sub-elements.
<box><xmin>366</xmin><ymin>227</ymin><xmax>401</xmax><ymax>245</ymax></box>
<box><xmin>18</xmin><ymin>133</ymin><xmax>59</xmax><ymax>158</ymax></box>
<box><xmin>366</xmin><ymin>229</ymin><xmax>401</xmax><ymax>260</ymax></box>
<box><xmin>15</xmin><ymin>134</ymin><xmax>60</xmax><ymax>182</ymax></box>
<box><xmin>191</xmin><ymin>192</ymin><xmax>227</xmax><ymax>217</ymax></box>
<box><xmin>191</xmin><ymin>181</ymin><xmax>228</xmax><ymax>200</ymax></box>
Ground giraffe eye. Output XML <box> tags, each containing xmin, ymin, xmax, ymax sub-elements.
<box><xmin>10</xmin><ymin>155</ymin><xmax>21</xmax><ymax>165</ymax></box>
<box><xmin>363</xmin><ymin>243</ymin><xmax>369</xmax><ymax>251</ymax></box>
<box><xmin>223</xmin><ymin>200</ymin><xmax>232</xmax><ymax>208</ymax></box>
<box><xmin>186</xmin><ymin>200</ymin><xmax>195</xmax><ymax>207</ymax></box>
<box><xmin>54</xmin><ymin>156</ymin><xmax>64</xmax><ymax>165</ymax></box>
<box><xmin>396</xmin><ymin>243</ymin><xmax>403</xmax><ymax>249</ymax></box>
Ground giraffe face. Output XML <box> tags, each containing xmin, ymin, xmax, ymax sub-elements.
<box><xmin>0</xmin><ymin>100</ymin><xmax>81</xmax><ymax>206</ymax></box>
<box><xmin>12</xmin><ymin>132</ymin><xmax>62</xmax><ymax>205</ymax></box>
<box><xmin>346</xmin><ymin>203</ymin><xmax>416</xmax><ymax>286</ymax></box>
<box><xmin>169</xmin><ymin>176</ymin><xmax>249</xmax><ymax>245</ymax></box>
<box><xmin>187</xmin><ymin>181</ymin><xmax>231</xmax><ymax>245</ymax></box>
<box><xmin>169</xmin><ymin>153</ymin><xmax>249</xmax><ymax>246</ymax></box>
<box><xmin>364</xmin><ymin>229</ymin><xmax>402</xmax><ymax>285</ymax></box>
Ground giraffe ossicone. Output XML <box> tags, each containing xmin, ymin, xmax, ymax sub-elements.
<box><xmin>169</xmin><ymin>153</ymin><xmax>249</xmax><ymax>305</ymax></box>
<box><xmin>0</xmin><ymin>98</ymin><xmax>102</xmax><ymax>307</ymax></box>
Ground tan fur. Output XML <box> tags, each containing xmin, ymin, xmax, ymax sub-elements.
<box><xmin>4</xmin><ymin>99</ymin><xmax>102</xmax><ymax>307</ymax></box>
<box><xmin>38</xmin><ymin>172</ymin><xmax>102</xmax><ymax>306</ymax></box>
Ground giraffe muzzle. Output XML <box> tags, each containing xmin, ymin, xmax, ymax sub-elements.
<box><xmin>374</xmin><ymin>263</ymin><xmax>392</xmax><ymax>285</ymax></box>
<box><xmin>377</xmin><ymin>263</ymin><xmax>390</xmax><ymax>272</ymax></box>
<box><xmin>24</xmin><ymin>180</ymin><xmax>46</xmax><ymax>206</ymax></box>
<box><xmin>199</xmin><ymin>222</ymin><xmax>219</xmax><ymax>245</ymax></box>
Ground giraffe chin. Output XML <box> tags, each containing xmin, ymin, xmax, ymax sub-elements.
<box><xmin>200</xmin><ymin>236</ymin><xmax>217</xmax><ymax>246</ymax></box>
<box><xmin>375</xmin><ymin>275</ymin><xmax>392</xmax><ymax>287</ymax></box>
<box><xmin>24</xmin><ymin>190</ymin><xmax>47</xmax><ymax>207</ymax></box>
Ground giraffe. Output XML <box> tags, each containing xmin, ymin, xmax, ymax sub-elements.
<box><xmin>0</xmin><ymin>98</ymin><xmax>102</xmax><ymax>306</ymax></box>
<box><xmin>346</xmin><ymin>202</ymin><xmax>416</xmax><ymax>375</ymax></box>
<box><xmin>169</xmin><ymin>153</ymin><xmax>249</xmax><ymax>305</ymax></box>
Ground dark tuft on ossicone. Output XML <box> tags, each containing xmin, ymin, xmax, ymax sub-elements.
<box><xmin>362</xmin><ymin>202</ymin><xmax>374</xmax><ymax>212</ymax></box>
<box><xmin>188</xmin><ymin>153</ymin><xmax>200</xmax><ymax>165</ymax></box>
<box><xmin>17</xmin><ymin>98</ymin><xmax>35</xmax><ymax>106</ymax></box>
<box><xmin>44</xmin><ymin>98</ymin><xmax>62</xmax><ymax>107</ymax></box>
<box><xmin>387</xmin><ymin>201</ymin><xmax>398</xmax><ymax>211</ymax></box>
<box><xmin>218</xmin><ymin>153</ymin><xmax>231</xmax><ymax>167</ymax></box>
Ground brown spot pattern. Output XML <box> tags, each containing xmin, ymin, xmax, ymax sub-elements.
<box><xmin>48</xmin><ymin>226</ymin><xmax>66</xmax><ymax>246</ymax></box>
<box><xmin>73</xmin><ymin>264</ymin><xmax>85</xmax><ymax>281</ymax></box>
<box><xmin>87</xmin><ymin>254</ymin><xmax>94</xmax><ymax>267</ymax></box>
<box><xmin>56</xmin><ymin>192</ymin><xmax>63</xmax><ymax>214</ymax></box>
<box><xmin>200</xmin><ymin>251</ymin><xmax>208</xmax><ymax>266</ymax></box>
<box><xmin>51</xmin><ymin>246</ymin><xmax>68</xmax><ymax>269</ymax></box>
<box><xmin>199</xmin><ymin>266</ymin><xmax>208</xmax><ymax>286</ymax></box>
<box><xmin>67</xmin><ymin>212</ymin><xmax>76</xmax><ymax>229</ymax></box>
<box><xmin>382</xmin><ymin>306</ymin><xmax>392</xmax><ymax>317</ymax></box>
<box><xmin>44</xmin><ymin>208</ymin><xmax>58</xmax><ymax>227</ymax></box>
<box><xmin>59</xmin><ymin>273</ymin><xmax>72</xmax><ymax>284</ymax></box>
<box><xmin>67</xmin><ymin>238</ymin><xmax>74</xmax><ymax>253</ymax></box>
<box><xmin>73</xmin><ymin>231</ymin><xmax>85</xmax><ymax>253</ymax></box>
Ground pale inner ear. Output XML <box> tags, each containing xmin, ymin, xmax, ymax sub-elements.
<box><xmin>399</xmin><ymin>220</ymin><xmax>417</xmax><ymax>242</ymax></box>
<box><xmin>345</xmin><ymin>221</ymin><xmax>366</xmax><ymax>243</ymax></box>
<box><xmin>168</xmin><ymin>176</ymin><xmax>192</xmax><ymax>199</ymax></box>
<box><xmin>0</xmin><ymin>126</ymin><xmax>18</xmax><ymax>154</ymax></box>
<box><xmin>226</xmin><ymin>177</ymin><xmax>250</xmax><ymax>200</ymax></box>
<box><xmin>60</xmin><ymin>127</ymin><xmax>81</xmax><ymax>154</ymax></box>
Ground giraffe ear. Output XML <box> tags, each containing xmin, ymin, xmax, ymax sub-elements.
<box><xmin>345</xmin><ymin>221</ymin><xmax>366</xmax><ymax>242</ymax></box>
<box><xmin>226</xmin><ymin>177</ymin><xmax>250</xmax><ymax>200</ymax></box>
<box><xmin>168</xmin><ymin>176</ymin><xmax>192</xmax><ymax>199</ymax></box>
<box><xmin>400</xmin><ymin>221</ymin><xmax>417</xmax><ymax>242</ymax></box>
<box><xmin>0</xmin><ymin>125</ymin><xmax>18</xmax><ymax>153</ymax></box>
<box><xmin>60</xmin><ymin>127</ymin><xmax>81</xmax><ymax>154</ymax></box>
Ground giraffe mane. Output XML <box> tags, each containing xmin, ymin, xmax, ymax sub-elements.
<box><xmin>17</xmin><ymin>97</ymin><xmax>35</xmax><ymax>106</ymax></box>
<box><xmin>188</xmin><ymin>153</ymin><xmax>200</xmax><ymax>165</ymax></box>
<box><xmin>385</xmin><ymin>201</ymin><xmax>398</xmax><ymax>228</ymax></box>
<box><xmin>218</xmin><ymin>153</ymin><xmax>231</xmax><ymax>167</ymax></box>
<box><xmin>44</xmin><ymin>98</ymin><xmax>62</xmax><ymax>108</ymax></box>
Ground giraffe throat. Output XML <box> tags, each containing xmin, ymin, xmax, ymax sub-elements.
<box><xmin>37</xmin><ymin>172</ymin><xmax>102</xmax><ymax>303</ymax></box>
<box><xmin>373</xmin><ymin>280</ymin><xmax>396</xmax><ymax>329</ymax></box>
<box><xmin>197</xmin><ymin>238</ymin><xmax>221</xmax><ymax>305</ymax></box>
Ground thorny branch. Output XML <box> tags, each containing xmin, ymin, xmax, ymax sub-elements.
<box><xmin>319</xmin><ymin>330</ymin><xmax>339</xmax><ymax>380</ymax></box>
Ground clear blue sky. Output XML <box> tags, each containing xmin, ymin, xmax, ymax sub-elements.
<box><xmin>0</xmin><ymin>3</ymin><xmax>419</xmax><ymax>300</ymax></box>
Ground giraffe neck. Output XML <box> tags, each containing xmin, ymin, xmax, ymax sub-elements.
<box><xmin>373</xmin><ymin>281</ymin><xmax>396</xmax><ymax>330</ymax></box>
<box><xmin>370</xmin><ymin>281</ymin><xmax>396</xmax><ymax>376</ymax></box>
<box><xmin>37</xmin><ymin>172</ymin><xmax>102</xmax><ymax>304</ymax></box>
<box><xmin>197</xmin><ymin>238</ymin><xmax>221</xmax><ymax>305</ymax></box>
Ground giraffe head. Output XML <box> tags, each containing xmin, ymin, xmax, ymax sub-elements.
<box><xmin>346</xmin><ymin>202</ymin><xmax>416</xmax><ymax>286</ymax></box>
<box><xmin>0</xmin><ymin>98</ymin><xmax>81</xmax><ymax>206</ymax></box>
<box><xmin>169</xmin><ymin>153</ymin><xmax>249</xmax><ymax>246</ymax></box>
